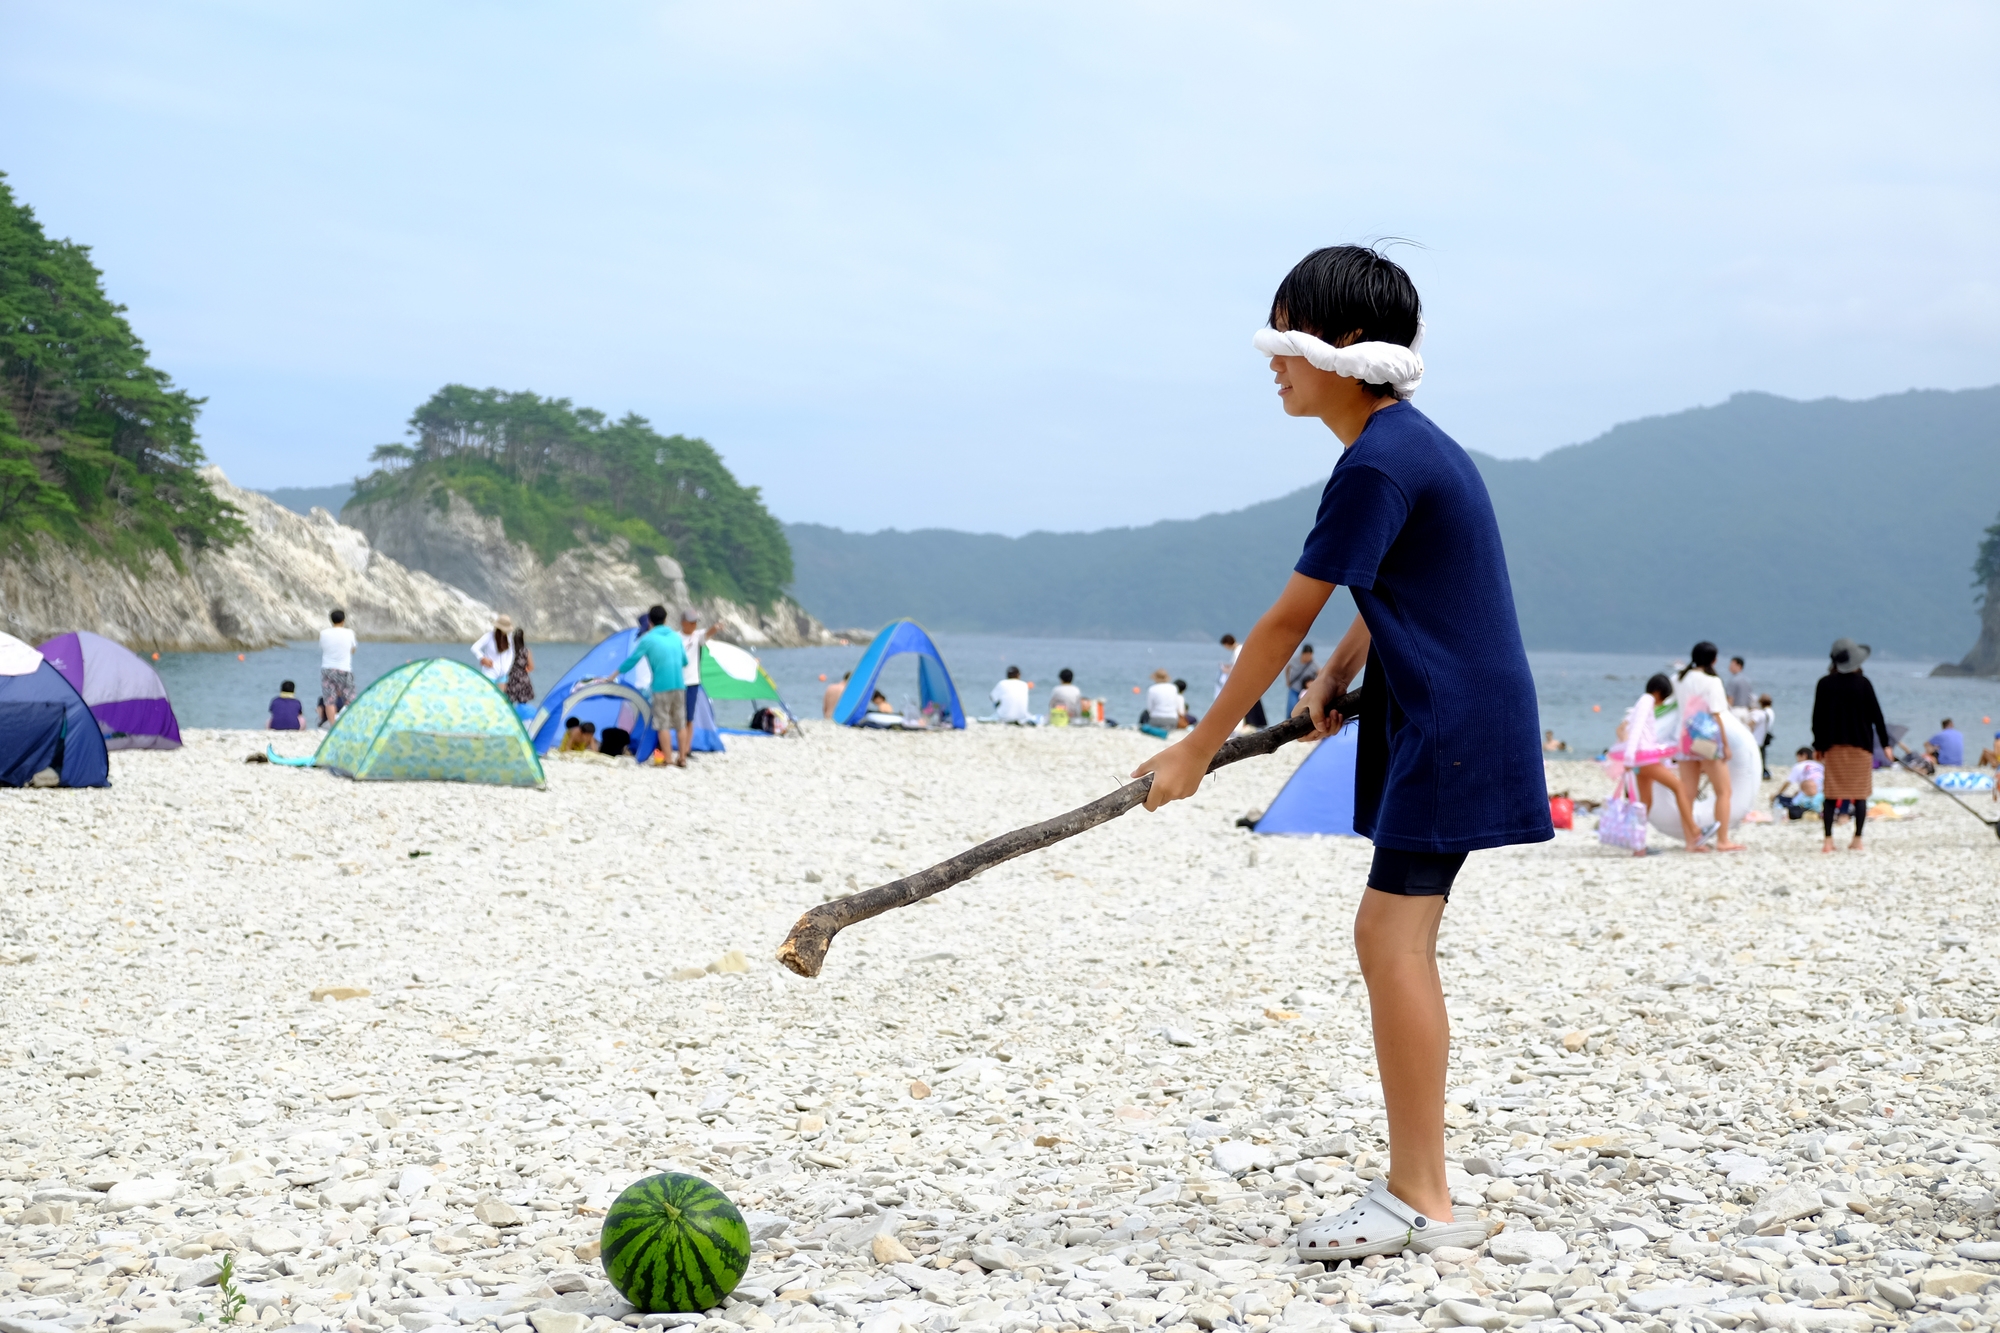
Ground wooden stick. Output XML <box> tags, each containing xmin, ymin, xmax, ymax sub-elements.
<box><xmin>776</xmin><ymin>694</ymin><xmax>1360</xmax><ymax>977</ymax></box>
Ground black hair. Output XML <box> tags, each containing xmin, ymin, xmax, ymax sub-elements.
<box><xmin>1005</xmin><ymin>666</ymin><xmax>1020</xmax><ymax>679</ymax></box>
<box><xmin>1173</xmin><ymin>678</ymin><xmax>1189</xmax><ymax>693</ymax></box>
<box><xmin>330</xmin><ymin>608</ymin><xmax>346</xmax><ymax>624</ymax></box>
<box><xmin>1058</xmin><ymin>668</ymin><xmax>1073</xmax><ymax>684</ymax></box>
<box><xmin>1730</xmin><ymin>656</ymin><xmax>1745</xmax><ymax>668</ymax></box>
<box><xmin>1678</xmin><ymin>641</ymin><xmax>1719</xmax><ymax>680</ymax></box>
<box><xmin>280</xmin><ymin>679</ymin><xmax>295</xmax><ymax>693</ymax></box>
<box><xmin>1269</xmin><ymin>245</ymin><xmax>1423</xmax><ymax>399</ymax></box>
<box><xmin>512</xmin><ymin>628</ymin><xmax>526</xmax><ymax>653</ymax></box>
<box><xmin>580</xmin><ymin>721</ymin><xmax>596</xmax><ymax>734</ymax></box>
<box><xmin>1942</xmin><ymin>717</ymin><xmax>1953</xmax><ymax>728</ymax></box>
<box><xmin>647</xmin><ymin>604</ymin><xmax>668</xmax><ymax>626</ymax></box>
<box><xmin>564</xmin><ymin>716</ymin><xmax>580</xmax><ymax>729</ymax></box>
<box><xmin>1301</xmin><ymin>643</ymin><xmax>1314</xmax><ymax>654</ymax></box>
<box><xmin>1644</xmin><ymin>672</ymin><xmax>1675</xmax><ymax>700</ymax></box>
<box><xmin>1796</xmin><ymin>746</ymin><xmax>1813</xmax><ymax>757</ymax></box>
<box><xmin>1220</xmin><ymin>634</ymin><xmax>1236</xmax><ymax>647</ymax></box>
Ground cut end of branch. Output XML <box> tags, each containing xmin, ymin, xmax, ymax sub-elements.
<box><xmin>776</xmin><ymin>910</ymin><xmax>833</xmax><ymax>977</ymax></box>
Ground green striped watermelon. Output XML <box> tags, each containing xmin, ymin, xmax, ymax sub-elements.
<box><xmin>599</xmin><ymin>1172</ymin><xmax>751</xmax><ymax>1313</ymax></box>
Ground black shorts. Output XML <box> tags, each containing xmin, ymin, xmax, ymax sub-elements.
<box><xmin>1368</xmin><ymin>847</ymin><xmax>1468</xmax><ymax>898</ymax></box>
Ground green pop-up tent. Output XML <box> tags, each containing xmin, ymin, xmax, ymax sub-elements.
<box><xmin>699</xmin><ymin>641</ymin><xmax>792</xmax><ymax>713</ymax></box>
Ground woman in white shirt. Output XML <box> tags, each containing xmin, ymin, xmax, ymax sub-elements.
<box><xmin>1143</xmin><ymin>669</ymin><xmax>1183</xmax><ymax>730</ymax></box>
<box><xmin>1673</xmin><ymin>641</ymin><xmax>1744</xmax><ymax>852</ymax></box>
<box><xmin>472</xmin><ymin>615</ymin><xmax>515</xmax><ymax>684</ymax></box>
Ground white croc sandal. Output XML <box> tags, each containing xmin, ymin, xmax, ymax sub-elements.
<box><xmin>1293</xmin><ymin>1178</ymin><xmax>1487</xmax><ymax>1261</ymax></box>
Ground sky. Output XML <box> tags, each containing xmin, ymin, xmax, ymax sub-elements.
<box><xmin>3</xmin><ymin>2</ymin><xmax>1996</xmax><ymax>536</ymax></box>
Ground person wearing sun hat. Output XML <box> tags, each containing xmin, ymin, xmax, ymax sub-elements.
<box><xmin>472</xmin><ymin>614</ymin><xmax>516</xmax><ymax>685</ymax></box>
<box><xmin>1811</xmin><ymin>637</ymin><xmax>1894</xmax><ymax>853</ymax></box>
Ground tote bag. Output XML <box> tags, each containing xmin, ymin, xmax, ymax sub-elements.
<box><xmin>1597</xmin><ymin>772</ymin><xmax>1651</xmax><ymax>851</ymax></box>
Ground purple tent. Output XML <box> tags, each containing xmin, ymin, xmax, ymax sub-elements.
<box><xmin>37</xmin><ymin>631</ymin><xmax>182</xmax><ymax>751</ymax></box>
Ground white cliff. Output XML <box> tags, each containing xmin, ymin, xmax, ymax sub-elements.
<box><xmin>343</xmin><ymin>486</ymin><xmax>831</xmax><ymax>647</ymax></box>
<box><xmin>0</xmin><ymin>469</ymin><xmax>495</xmax><ymax>651</ymax></box>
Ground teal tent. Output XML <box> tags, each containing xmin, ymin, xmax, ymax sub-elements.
<box><xmin>273</xmin><ymin>658</ymin><xmax>544</xmax><ymax>787</ymax></box>
<box><xmin>833</xmin><ymin>620</ymin><xmax>965</xmax><ymax>728</ymax></box>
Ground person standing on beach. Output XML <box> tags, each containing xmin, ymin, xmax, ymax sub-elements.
<box><xmin>502</xmin><ymin>628</ymin><xmax>535</xmax><ymax>707</ymax></box>
<box><xmin>823</xmin><ymin>671</ymin><xmax>849</xmax><ymax>719</ymax></box>
<box><xmin>1812</xmin><ymin>637</ymin><xmax>1894</xmax><ymax>853</ymax></box>
<box><xmin>1724</xmin><ymin>655</ymin><xmax>1753</xmax><ymax>711</ymax></box>
<box><xmin>1134</xmin><ymin>246</ymin><xmax>1546</xmax><ymax>1259</ymax></box>
<box><xmin>1285</xmin><ymin>644</ymin><xmax>1317</xmax><ymax>716</ymax></box>
<box><xmin>616</xmin><ymin>605</ymin><xmax>689</xmax><ymax>767</ymax></box>
<box><xmin>1674</xmin><ymin>642</ymin><xmax>1745</xmax><ymax>851</ymax></box>
<box><xmin>1217</xmin><ymin>633</ymin><xmax>1269</xmax><ymax>729</ymax></box>
<box><xmin>473</xmin><ymin>615</ymin><xmax>515</xmax><ymax>685</ymax></box>
<box><xmin>319</xmin><ymin>609</ymin><xmax>357</xmax><ymax>724</ymax></box>
<box><xmin>680</xmin><ymin>608</ymin><xmax>721</xmax><ymax>737</ymax></box>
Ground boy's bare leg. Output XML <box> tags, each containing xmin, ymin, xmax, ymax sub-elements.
<box><xmin>1354</xmin><ymin>889</ymin><xmax>1453</xmax><ymax>1222</ymax></box>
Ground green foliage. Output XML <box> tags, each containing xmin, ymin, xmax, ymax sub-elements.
<box><xmin>350</xmin><ymin>386</ymin><xmax>792</xmax><ymax>607</ymax></box>
<box><xmin>214</xmin><ymin>1253</ymin><xmax>247</xmax><ymax>1324</ymax></box>
<box><xmin>0</xmin><ymin>173</ymin><xmax>241</xmax><ymax>565</ymax></box>
<box><xmin>1975</xmin><ymin>509</ymin><xmax>2000</xmax><ymax>603</ymax></box>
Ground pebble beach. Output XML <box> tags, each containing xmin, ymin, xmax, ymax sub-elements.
<box><xmin>6</xmin><ymin>725</ymin><xmax>2000</xmax><ymax>1333</ymax></box>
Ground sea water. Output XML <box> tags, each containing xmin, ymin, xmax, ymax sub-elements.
<box><xmin>154</xmin><ymin>634</ymin><xmax>2000</xmax><ymax>764</ymax></box>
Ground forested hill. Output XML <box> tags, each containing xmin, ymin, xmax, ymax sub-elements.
<box><xmin>0</xmin><ymin>175</ymin><xmax>240</xmax><ymax>565</ymax></box>
<box><xmin>787</xmin><ymin>386</ymin><xmax>2000</xmax><ymax>659</ymax></box>
<box><xmin>346</xmin><ymin>386</ymin><xmax>793</xmax><ymax>608</ymax></box>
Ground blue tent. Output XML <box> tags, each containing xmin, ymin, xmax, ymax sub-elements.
<box><xmin>1252</xmin><ymin>721</ymin><xmax>1359</xmax><ymax>836</ymax></box>
<box><xmin>833</xmin><ymin>620</ymin><xmax>966</xmax><ymax>728</ymax></box>
<box><xmin>526</xmin><ymin>627</ymin><xmax>723</xmax><ymax>759</ymax></box>
<box><xmin>0</xmin><ymin>632</ymin><xmax>110</xmax><ymax>788</ymax></box>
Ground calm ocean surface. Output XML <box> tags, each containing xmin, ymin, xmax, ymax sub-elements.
<box><xmin>154</xmin><ymin>633</ymin><xmax>2000</xmax><ymax>761</ymax></box>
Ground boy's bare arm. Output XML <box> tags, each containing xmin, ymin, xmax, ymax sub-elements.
<box><xmin>1132</xmin><ymin>572</ymin><xmax>1336</xmax><ymax>809</ymax></box>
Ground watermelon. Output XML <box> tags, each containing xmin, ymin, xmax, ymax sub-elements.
<box><xmin>599</xmin><ymin>1172</ymin><xmax>751</xmax><ymax>1313</ymax></box>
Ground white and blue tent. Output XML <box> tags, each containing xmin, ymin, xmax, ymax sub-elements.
<box><xmin>528</xmin><ymin>627</ymin><xmax>723</xmax><ymax>759</ymax></box>
<box><xmin>832</xmin><ymin>620</ymin><xmax>966</xmax><ymax>728</ymax></box>
<box><xmin>1251</xmin><ymin>720</ymin><xmax>1360</xmax><ymax>836</ymax></box>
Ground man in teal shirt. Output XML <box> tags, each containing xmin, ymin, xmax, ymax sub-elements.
<box><xmin>616</xmin><ymin>604</ymin><xmax>690</xmax><ymax>767</ymax></box>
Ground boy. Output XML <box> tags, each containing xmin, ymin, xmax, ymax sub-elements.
<box><xmin>1134</xmin><ymin>246</ymin><xmax>1550</xmax><ymax>1259</ymax></box>
<box><xmin>268</xmin><ymin>681</ymin><xmax>305</xmax><ymax>731</ymax></box>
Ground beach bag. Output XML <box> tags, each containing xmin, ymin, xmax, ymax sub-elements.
<box><xmin>1683</xmin><ymin>707</ymin><xmax>1722</xmax><ymax>761</ymax></box>
<box><xmin>1596</xmin><ymin>773</ymin><xmax>1650</xmax><ymax>851</ymax></box>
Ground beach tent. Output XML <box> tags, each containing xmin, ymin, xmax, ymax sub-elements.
<box><xmin>307</xmin><ymin>658</ymin><xmax>543</xmax><ymax>786</ymax></box>
<box><xmin>698</xmin><ymin>640</ymin><xmax>795</xmax><ymax>736</ymax></box>
<box><xmin>1251</xmin><ymin>721</ymin><xmax>1359</xmax><ymax>837</ymax></box>
<box><xmin>0</xmin><ymin>631</ymin><xmax>110</xmax><ymax>788</ymax></box>
<box><xmin>37</xmin><ymin>631</ymin><xmax>182</xmax><ymax>750</ymax></box>
<box><xmin>833</xmin><ymin>620</ymin><xmax>965</xmax><ymax>728</ymax></box>
<box><xmin>700</xmin><ymin>641</ymin><xmax>787</xmax><ymax>706</ymax></box>
<box><xmin>525</xmin><ymin>627</ymin><xmax>721</xmax><ymax>759</ymax></box>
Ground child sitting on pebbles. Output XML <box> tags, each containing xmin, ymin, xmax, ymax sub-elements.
<box><xmin>1133</xmin><ymin>245</ymin><xmax>1552</xmax><ymax>1261</ymax></box>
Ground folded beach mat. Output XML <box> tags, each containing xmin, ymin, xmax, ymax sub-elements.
<box><xmin>1937</xmin><ymin>771</ymin><xmax>1994</xmax><ymax>792</ymax></box>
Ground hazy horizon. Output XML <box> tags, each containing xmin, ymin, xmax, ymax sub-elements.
<box><xmin>8</xmin><ymin>2</ymin><xmax>1996</xmax><ymax>537</ymax></box>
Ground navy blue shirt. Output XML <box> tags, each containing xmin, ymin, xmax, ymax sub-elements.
<box><xmin>1295</xmin><ymin>401</ymin><xmax>1551</xmax><ymax>854</ymax></box>
<box><xmin>269</xmin><ymin>695</ymin><xmax>304</xmax><ymax>730</ymax></box>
